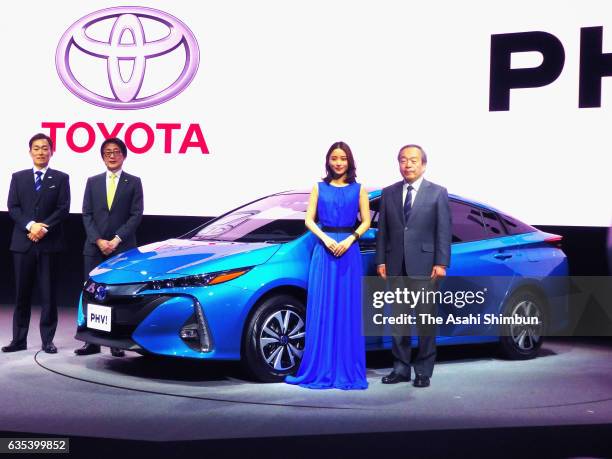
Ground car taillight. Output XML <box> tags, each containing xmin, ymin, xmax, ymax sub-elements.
<box><xmin>544</xmin><ymin>235</ymin><xmax>563</xmax><ymax>248</ymax></box>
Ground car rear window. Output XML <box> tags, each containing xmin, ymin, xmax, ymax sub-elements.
<box><xmin>499</xmin><ymin>213</ymin><xmax>537</xmax><ymax>235</ymax></box>
<box><xmin>450</xmin><ymin>201</ymin><xmax>487</xmax><ymax>243</ymax></box>
<box><xmin>481</xmin><ymin>210</ymin><xmax>507</xmax><ymax>238</ymax></box>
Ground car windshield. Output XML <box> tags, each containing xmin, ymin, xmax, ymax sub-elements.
<box><xmin>184</xmin><ymin>193</ymin><xmax>310</xmax><ymax>243</ymax></box>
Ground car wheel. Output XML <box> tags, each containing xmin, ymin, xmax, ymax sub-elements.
<box><xmin>499</xmin><ymin>291</ymin><xmax>546</xmax><ymax>360</ymax></box>
<box><xmin>242</xmin><ymin>294</ymin><xmax>306</xmax><ymax>382</ymax></box>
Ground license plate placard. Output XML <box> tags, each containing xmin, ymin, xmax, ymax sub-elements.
<box><xmin>87</xmin><ymin>303</ymin><xmax>112</xmax><ymax>332</ymax></box>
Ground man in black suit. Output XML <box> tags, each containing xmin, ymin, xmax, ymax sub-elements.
<box><xmin>376</xmin><ymin>144</ymin><xmax>451</xmax><ymax>388</ymax></box>
<box><xmin>2</xmin><ymin>133</ymin><xmax>70</xmax><ymax>354</ymax></box>
<box><xmin>74</xmin><ymin>137</ymin><xmax>144</xmax><ymax>357</ymax></box>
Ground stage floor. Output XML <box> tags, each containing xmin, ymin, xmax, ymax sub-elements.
<box><xmin>1</xmin><ymin>306</ymin><xmax>612</xmax><ymax>443</ymax></box>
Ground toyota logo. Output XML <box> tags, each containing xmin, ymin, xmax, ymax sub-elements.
<box><xmin>94</xmin><ymin>285</ymin><xmax>108</xmax><ymax>302</ymax></box>
<box><xmin>56</xmin><ymin>7</ymin><xmax>200</xmax><ymax>110</ymax></box>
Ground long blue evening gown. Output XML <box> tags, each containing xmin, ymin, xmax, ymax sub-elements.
<box><xmin>285</xmin><ymin>181</ymin><xmax>368</xmax><ymax>390</ymax></box>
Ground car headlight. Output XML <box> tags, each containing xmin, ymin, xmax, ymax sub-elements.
<box><xmin>147</xmin><ymin>267</ymin><xmax>252</xmax><ymax>290</ymax></box>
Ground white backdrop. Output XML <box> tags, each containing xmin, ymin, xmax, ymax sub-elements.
<box><xmin>2</xmin><ymin>0</ymin><xmax>611</xmax><ymax>226</ymax></box>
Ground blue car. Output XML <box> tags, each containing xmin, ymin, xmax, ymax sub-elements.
<box><xmin>76</xmin><ymin>189</ymin><xmax>568</xmax><ymax>381</ymax></box>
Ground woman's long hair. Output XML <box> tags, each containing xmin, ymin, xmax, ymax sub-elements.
<box><xmin>323</xmin><ymin>141</ymin><xmax>357</xmax><ymax>184</ymax></box>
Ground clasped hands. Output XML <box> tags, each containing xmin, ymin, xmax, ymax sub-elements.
<box><xmin>27</xmin><ymin>222</ymin><xmax>48</xmax><ymax>242</ymax></box>
<box><xmin>96</xmin><ymin>237</ymin><xmax>121</xmax><ymax>256</ymax></box>
<box><xmin>324</xmin><ymin>235</ymin><xmax>355</xmax><ymax>257</ymax></box>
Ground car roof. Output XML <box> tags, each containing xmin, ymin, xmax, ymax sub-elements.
<box><xmin>277</xmin><ymin>187</ymin><xmax>503</xmax><ymax>213</ymax></box>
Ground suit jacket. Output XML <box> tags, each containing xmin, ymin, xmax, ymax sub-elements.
<box><xmin>82</xmin><ymin>171</ymin><xmax>144</xmax><ymax>256</ymax></box>
<box><xmin>7</xmin><ymin>168</ymin><xmax>71</xmax><ymax>253</ymax></box>
<box><xmin>376</xmin><ymin>178</ymin><xmax>451</xmax><ymax>277</ymax></box>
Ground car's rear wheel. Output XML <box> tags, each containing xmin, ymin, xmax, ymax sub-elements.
<box><xmin>242</xmin><ymin>295</ymin><xmax>306</xmax><ymax>382</ymax></box>
<box><xmin>499</xmin><ymin>291</ymin><xmax>546</xmax><ymax>360</ymax></box>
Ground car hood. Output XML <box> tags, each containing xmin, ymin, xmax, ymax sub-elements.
<box><xmin>89</xmin><ymin>238</ymin><xmax>281</xmax><ymax>283</ymax></box>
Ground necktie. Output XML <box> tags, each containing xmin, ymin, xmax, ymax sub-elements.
<box><xmin>107</xmin><ymin>173</ymin><xmax>117</xmax><ymax>210</ymax></box>
<box><xmin>403</xmin><ymin>185</ymin><xmax>414</xmax><ymax>223</ymax></box>
<box><xmin>34</xmin><ymin>171</ymin><xmax>43</xmax><ymax>192</ymax></box>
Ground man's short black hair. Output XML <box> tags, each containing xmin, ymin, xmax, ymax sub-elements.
<box><xmin>29</xmin><ymin>133</ymin><xmax>53</xmax><ymax>150</ymax></box>
<box><xmin>100</xmin><ymin>137</ymin><xmax>128</xmax><ymax>158</ymax></box>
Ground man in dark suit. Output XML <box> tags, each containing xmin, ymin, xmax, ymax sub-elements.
<box><xmin>376</xmin><ymin>144</ymin><xmax>451</xmax><ymax>388</ymax></box>
<box><xmin>2</xmin><ymin>133</ymin><xmax>70</xmax><ymax>354</ymax></box>
<box><xmin>74</xmin><ymin>137</ymin><xmax>143</xmax><ymax>357</ymax></box>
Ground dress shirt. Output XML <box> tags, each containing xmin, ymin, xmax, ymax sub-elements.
<box><xmin>26</xmin><ymin>166</ymin><xmax>50</xmax><ymax>231</ymax></box>
<box><xmin>402</xmin><ymin>175</ymin><xmax>424</xmax><ymax>207</ymax></box>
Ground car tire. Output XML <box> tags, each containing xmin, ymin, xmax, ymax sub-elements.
<box><xmin>242</xmin><ymin>294</ymin><xmax>306</xmax><ymax>382</ymax></box>
<box><xmin>499</xmin><ymin>290</ymin><xmax>546</xmax><ymax>360</ymax></box>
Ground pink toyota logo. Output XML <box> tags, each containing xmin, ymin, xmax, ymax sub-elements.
<box><xmin>56</xmin><ymin>7</ymin><xmax>200</xmax><ymax>110</ymax></box>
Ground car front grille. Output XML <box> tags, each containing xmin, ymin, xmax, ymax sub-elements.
<box><xmin>81</xmin><ymin>290</ymin><xmax>171</xmax><ymax>339</ymax></box>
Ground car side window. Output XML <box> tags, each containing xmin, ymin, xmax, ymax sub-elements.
<box><xmin>499</xmin><ymin>213</ymin><xmax>536</xmax><ymax>235</ymax></box>
<box><xmin>450</xmin><ymin>201</ymin><xmax>487</xmax><ymax>243</ymax></box>
<box><xmin>481</xmin><ymin>210</ymin><xmax>507</xmax><ymax>239</ymax></box>
<box><xmin>368</xmin><ymin>198</ymin><xmax>380</xmax><ymax>229</ymax></box>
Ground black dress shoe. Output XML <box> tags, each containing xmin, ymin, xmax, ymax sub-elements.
<box><xmin>42</xmin><ymin>343</ymin><xmax>58</xmax><ymax>354</ymax></box>
<box><xmin>413</xmin><ymin>374</ymin><xmax>430</xmax><ymax>388</ymax></box>
<box><xmin>110</xmin><ymin>347</ymin><xmax>125</xmax><ymax>357</ymax></box>
<box><xmin>381</xmin><ymin>371</ymin><xmax>411</xmax><ymax>384</ymax></box>
<box><xmin>1</xmin><ymin>342</ymin><xmax>27</xmax><ymax>353</ymax></box>
<box><xmin>74</xmin><ymin>343</ymin><xmax>101</xmax><ymax>356</ymax></box>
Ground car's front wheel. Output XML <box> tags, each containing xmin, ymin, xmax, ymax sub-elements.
<box><xmin>242</xmin><ymin>295</ymin><xmax>306</xmax><ymax>382</ymax></box>
<box><xmin>499</xmin><ymin>291</ymin><xmax>546</xmax><ymax>360</ymax></box>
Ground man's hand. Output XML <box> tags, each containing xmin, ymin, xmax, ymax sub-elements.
<box><xmin>377</xmin><ymin>264</ymin><xmax>387</xmax><ymax>280</ymax></box>
<box><xmin>27</xmin><ymin>232</ymin><xmax>40</xmax><ymax>242</ymax></box>
<box><xmin>30</xmin><ymin>222</ymin><xmax>48</xmax><ymax>240</ymax></box>
<box><xmin>108</xmin><ymin>236</ymin><xmax>121</xmax><ymax>252</ymax></box>
<box><xmin>431</xmin><ymin>265</ymin><xmax>446</xmax><ymax>280</ymax></box>
<box><xmin>332</xmin><ymin>236</ymin><xmax>354</xmax><ymax>257</ymax></box>
<box><xmin>96</xmin><ymin>239</ymin><xmax>114</xmax><ymax>256</ymax></box>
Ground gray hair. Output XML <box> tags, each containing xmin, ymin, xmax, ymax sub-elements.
<box><xmin>397</xmin><ymin>144</ymin><xmax>427</xmax><ymax>164</ymax></box>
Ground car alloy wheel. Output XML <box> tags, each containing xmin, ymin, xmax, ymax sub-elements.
<box><xmin>259</xmin><ymin>309</ymin><xmax>305</xmax><ymax>371</ymax></box>
<box><xmin>509</xmin><ymin>299</ymin><xmax>542</xmax><ymax>351</ymax></box>
<box><xmin>242</xmin><ymin>294</ymin><xmax>306</xmax><ymax>382</ymax></box>
<box><xmin>499</xmin><ymin>291</ymin><xmax>546</xmax><ymax>360</ymax></box>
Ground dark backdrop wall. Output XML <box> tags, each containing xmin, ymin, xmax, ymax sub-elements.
<box><xmin>0</xmin><ymin>211</ymin><xmax>609</xmax><ymax>307</ymax></box>
<box><xmin>0</xmin><ymin>212</ymin><xmax>209</xmax><ymax>307</ymax></box>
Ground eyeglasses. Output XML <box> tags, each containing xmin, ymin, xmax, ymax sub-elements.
<box><xmin>103</xmin><ymin>150</ymin><xmax>122</xmax><ymax>158</ymax></box>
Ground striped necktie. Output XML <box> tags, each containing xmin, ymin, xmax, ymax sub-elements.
<box><xmin>107</xmin><ymin>173</ymin><xmax>117</xmax><ymax>210</ymax></box>
<box><xmin>403</xmin><ymin>185</ymin><xmax>413</xmax><ymax>223</ymax></box>
<box><xmin>34</xmin><ymin>171</ymin><xmax>43</xmax><ymax>192</ymax></box>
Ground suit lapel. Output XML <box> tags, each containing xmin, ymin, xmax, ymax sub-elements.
<box><xmin>410</xmin><ymin>178</ymin><xmax>430</xmax><ymax>216</ymax></box>
<box><xmin>36</xmin><ymin>168</ymin><xmax>55</xmax><ymax>204</ymax></box>
<box><xmin>391</xmin><ymin>181</ymin><xmax>404</xmax><ymax>224</ymax></box>
<box><xmin>95</xmin><ymin>173</ymin><xmax>108</xmax><ymax>211</ymax></box>
<box><xmin>110</xmin><ymin>172</ymin><xmax>129</xmax><ymax>211</ymax></box>
<box><xmin>24</xmin><ymin>170</ymin><xmax>37</xmax><ymax>204</ymax></box>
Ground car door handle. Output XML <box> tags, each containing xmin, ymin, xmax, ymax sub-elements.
<box><xmin>494</xmin><ymin>253</ymin><xmax>513</xmax><ymax>260</ymax></box>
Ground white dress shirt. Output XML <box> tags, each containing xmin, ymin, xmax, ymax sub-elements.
<box><xmin>26</xmin><ymin>167</ymin><xmax>50</xmax><ymax>231</ymax></box>
<box><xmin>106</xmin><ymin>169</ymin><xmax>122</xmax><ymax>194</ymax></box>
<box><xmin>106</xmin><ymin>169</ymin><xmax>123</xmax><ymax>242</ymax></box>
<box><xmin>402</xmin><ymin>175</ymin><xmax>424</xmax><ymax>207</ymax></box>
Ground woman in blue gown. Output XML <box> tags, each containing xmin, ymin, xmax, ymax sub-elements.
<box><xmin>286</xmin><ymin>141</ymin><xmax>371</xmax><ymax>390</ymax></box>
